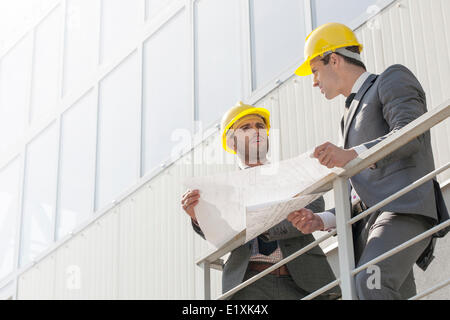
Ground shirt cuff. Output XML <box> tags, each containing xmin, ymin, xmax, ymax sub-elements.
<box><xmin>352</xmin><ymin>145</ymin><xmax>368</xmax><ymax>155</ymax></box>
<box><xmin>352</xmin><ymin>145</ymin><xmax>376</xmax><ymax>169</ymax></box>
<box><xmin>316</xmin><ymin>211</ymin><xmax>336</xmax><ymax>231</ymax></box>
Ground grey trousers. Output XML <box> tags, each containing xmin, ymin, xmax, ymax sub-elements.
<box><xmin>229</xmin><ymin>270</ymin><xmax>309</xmax><ymax>300</ymax></box>
<box><xmin>353</xmin><ymin>211</ymin><xmax>434</xmax><ymax>300</ymax></box>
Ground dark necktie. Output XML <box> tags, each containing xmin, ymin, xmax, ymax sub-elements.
<box><xmin>257</xmin><ymin>236</ymin><xmax>278</xmax><ymax>256</ymax></box>
<box><xmin>345</xmin><ymin>92</ymin><xmax>356</xmax><ymax>109</ymax></box>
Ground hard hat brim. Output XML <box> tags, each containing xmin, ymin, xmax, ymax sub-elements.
<box><xmin>295</xmin><ymin>42</ymin><xmax>363</xmax><ymax>77</ymax></box>
<box><xmin>295</xmin><ymin>60</ymin><xmax>312</xmax><ymax>77</ymax></box>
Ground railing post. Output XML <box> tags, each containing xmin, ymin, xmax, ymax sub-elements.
<box><xmin>333</xmin><ymin>177</ymin><xmax>357</xmax><ymax>299</ymax></box>
<box><xmin>202</xmin><ymin>262</ymin><xmax>211</xmax><ymax>300</ymax></box>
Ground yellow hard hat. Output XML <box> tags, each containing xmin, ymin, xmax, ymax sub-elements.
<box><xmin>295</xmin><ymin>22</ymin><xmax>363</xmax><ymax>76</ymax></box>
<box><xmin>220</xmin><ymin>101</ymin><xmax>270</xmax><ymax>154</ymax></box>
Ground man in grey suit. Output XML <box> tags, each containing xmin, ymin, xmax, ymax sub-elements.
<box><xmin>289</xmin><ymin>22</ymin><xmax>449</xmax><ymax>299</ymax></box>
<box><xmin>181</xmin><ymin>101</ymin><xmax>340</xmax><ymax>300</ymax></box>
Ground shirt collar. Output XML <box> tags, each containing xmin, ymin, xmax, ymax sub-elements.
<box><xmin>237</xmin><ymin>157</ymin><xmax>270</xmax><ymax>170</ymax></box>
<box><xmin>351</xmin><ymin>71</ymin><xmax>372</xmax><ymax>94</ymax></box>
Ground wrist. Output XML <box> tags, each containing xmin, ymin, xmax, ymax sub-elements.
<box><xmin>317</xmin><ymin>216</ymin><xmax>325</xmax><ymax>231</ymax></box>
<box><xmin>348</xmin><ymin>148</ymin><xmax>358</xmax><ymax>160</ymax></box>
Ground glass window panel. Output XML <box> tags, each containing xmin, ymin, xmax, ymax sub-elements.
<box><xmin>250</xmin><ymin>0</ymin><xmax>307</xmax><ymax>90</ymax></box>
<box><xmin>30</xmin><ymin>6</ymin><xmax>62</xmax><ymax>124</ymax></box>
<box><xmin>96</xmin><ymin>51</ymin><xmax>140</xmax><ymax>210</ymax></box>
<box><xmin>57</xmin><ymin>90</ymin><xmax>97</xmax><ymax>239</ymax></box>
<box><xmin>312</xmin><ymin>0</ymin><xmax>383</xmax><ymax>28</ymax></box>
<box><xmin>100</xmin><ymin>0</ymin><xmax>140</xmax><ymax>64</ymax></box>
<box><xmin>0</xmin><ymin>33</ymin><xmax>33</xmax><ymax>154</ymax></box>
<box><xmin>62</xmin><ymin>0</ymin><xmax>100</xmax><ymax>96</ymax></box>
<box><xmin>143</xmin><ymin>10</ymin><xmax>191</xmax><ymax>173</ymax></box>
<box><xmin>0</xmin><ymin>158</ymin><xmax>20</xmax><ymax>280</ymax></box>
<box><xmin>195</xmin><ymin>0</ymin><xmax>242</xmax><ymax>129</ymax></box>
<box><xmin>0</xmin><ymin>0</ymin><xmax>56</xmax><ymax>48</ymax></box>
<box><xmin>20</xmin><ymin>123</ymin><xmax>58</xmax><ymax>266</ymax></box>
<box><xmin>145</xmin><ymin>0</ymin><xmax>173</xmax><ymax>21</ymax></box>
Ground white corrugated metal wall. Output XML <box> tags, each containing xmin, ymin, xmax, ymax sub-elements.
<box><xmin>17</xmin><ymin>0</ymin><xmax>450</xmax><ymax>299</ymax></box>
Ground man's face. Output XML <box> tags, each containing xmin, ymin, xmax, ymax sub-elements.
<box><xmin>228</xmin><ymin>115</ymin><xmax>268</xmax><ymax>162</ymax></box>
<box><xmin>310</xmin><ymin>54</ymin><xmax>341</xmax><ymax>100</ymax></box>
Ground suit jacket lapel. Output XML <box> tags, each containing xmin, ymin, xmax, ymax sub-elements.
<box><xmin>343</xmin><ymin>74</ymin><xmax>378</xmax><ymax>146</ymax></box>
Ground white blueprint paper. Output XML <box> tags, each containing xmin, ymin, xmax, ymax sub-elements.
<box><xmin>245</xmin><ymin>193</ymin><xmax>324</xmax><ymax>242</ymax></box>
<box><xmin>183</xmin><ymin>151</ymin><xmax>332</xmax><ymax>248</ymax></box>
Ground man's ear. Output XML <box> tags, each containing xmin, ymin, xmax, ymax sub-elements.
<box><xmin>330</xmin><ymin>53</ymin><xmax>339</xmax><ymax>66</ymax></box>
<box><xmin>331</xmin><ymin>53</ymin><xmax>344</xmax><ymax>69</ymax></box>
<box><xmin>226</xmin><ymin>135</ymin><xmax>237</xmax><ymax>152</ymax></box>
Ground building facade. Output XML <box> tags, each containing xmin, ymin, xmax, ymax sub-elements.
<box><xmin>0</xmin><ymin>0</ymin><xmax>449</xmax><ymax>299</ymax></box>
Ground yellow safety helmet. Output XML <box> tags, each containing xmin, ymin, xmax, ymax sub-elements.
<box><xmin>295</xmin><ymin>22</ymin><xmax>363</xmax><ymax>77</ymax></box>
<box><xmin>220</xmin><ymin>101</ymin><xmax>270</xmax><ymax>154</ymax></box>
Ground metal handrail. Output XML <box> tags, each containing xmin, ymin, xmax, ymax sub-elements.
<box><xmin>300</xmin><ymin>169</ymin><xmax>450</xmax><ymax>300</ymax></box>
<box><xmin>196</xmin><ymin>99</ymin><xmax>450</xmax><ymax>300</ymax></box>
<box><xmin>302</xmin><ymin>279</ymin><xmax>341</xmax><ymax>300</ymax></box>
<box><xmin>348</xmin><ymin>162</ymin><xmax>450</xmax><ymax>226</ymax></box>
<box><xmin>351</xmin><ymin>219</ymin><xmax>450</xmax><ymax>277</ymax></box>
<box><xmin>217</xmin><ymin>230</ymin><xmax>337</xmax><ymax>300</ymax></box>
<box><xmin>409</xmin><ymin>277</ymin><xmax>450</xmax><ymax>300</ymax></box>
<box><xmin>301</xmin><ymin>222</ymin><xmax>450</xmax><ymax>300</ymax></box>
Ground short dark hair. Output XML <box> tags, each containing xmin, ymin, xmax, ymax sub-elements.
<box><xmin>320</xmin><ymin>46</ymin><xmax>366</xmax><ymax>70</ymax></box>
